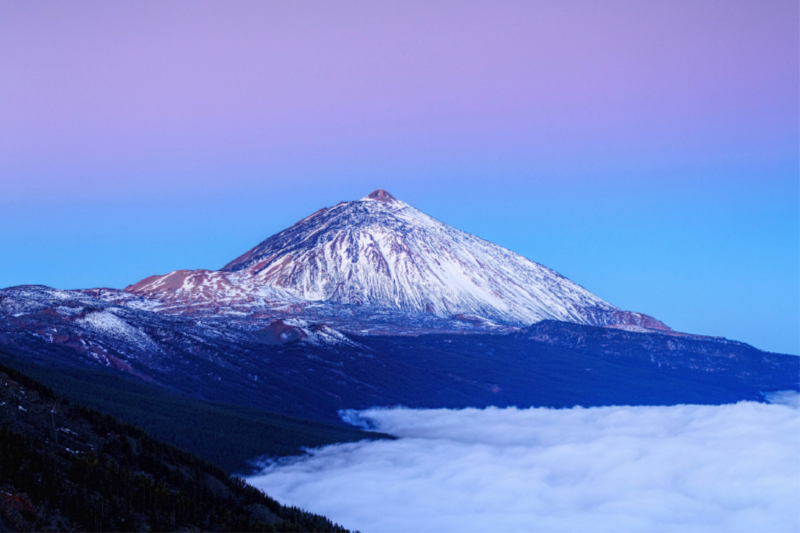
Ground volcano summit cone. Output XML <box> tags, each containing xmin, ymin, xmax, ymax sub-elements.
<box><xmin>125</xmin><ymin>190</ymin><xmax>668</xmax><ymax>331</ymax></box>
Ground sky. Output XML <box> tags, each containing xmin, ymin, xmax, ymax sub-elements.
<box><xmin>0</xmin><ymin>1</ymin><xmax>797</xmax><ymax>353</ymax></box>
<box><xmin>249</xmin><ymin>401</ymin><xmax>800</xmax><ymax>532</ymax></box>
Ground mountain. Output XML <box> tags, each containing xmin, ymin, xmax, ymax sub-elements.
<box><xmin>4</xmin><ymin>189</ymin><xmax>795</xmax><ymax>531</ymax></box>
<box><xmin>1</xmin><ymin>190</ymin><xmax>795</xmax><ymax>436</ymax></box>
<box><xmin>124</xmin><ymin>189</ymin><xmax>670</xmax><ymax>333</ymax></box>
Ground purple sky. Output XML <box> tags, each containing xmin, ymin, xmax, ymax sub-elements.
<box><xmin>1</xmin><ymin>1</ymin><xmax>797</xmax><ymax>353</ymax></box>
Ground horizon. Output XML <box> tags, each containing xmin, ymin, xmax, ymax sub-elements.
<box><xmin>0</xmin><ymin>1</ymin><xmax>797</xmax><ymax>354</ymax></box>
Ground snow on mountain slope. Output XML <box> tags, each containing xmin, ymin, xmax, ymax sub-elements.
<box><xmin>0</xmin><ymin>285</ymin><xmax>356</xmax><ymax>375</ymax></box>
<box><xmin>123</xmin><ymin>270</ymin><xmax>305</xmax><ymax>316</ymax></box>
<box><xmin>126</xmin><ymin>190</ymin><xmax>668</xmax><ymax>329</ymax></box>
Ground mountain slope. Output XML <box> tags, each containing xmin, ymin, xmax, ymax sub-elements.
<box><xmin>2</xmin><ymin>286</ymin><xmax>795</xmax><ymax>431</ymax></box>
<box><xmin>125</xmin><ymin>189</ymin><xmax>667</xmax><ymax>331</ymax></box>
<box><xmin>0</xmin><ymin>348</ymin><xmax>392</xmax><ymax>473</ymax></box>
<box><xmin>0</xmin><ymin>361</ymin><xmax>349</xmax><ymax>532</ymax></box>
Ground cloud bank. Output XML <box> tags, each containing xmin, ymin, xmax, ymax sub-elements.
<box><xmin>248</xmin><ymin>400</ymin><xmax>800</xmax><ymax>533</ymax></box>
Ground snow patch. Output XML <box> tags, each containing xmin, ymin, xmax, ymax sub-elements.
<box><xmin>77</xmin><ymin>310</ymin><xmax>161</xmax><ymax>354</ymax></box>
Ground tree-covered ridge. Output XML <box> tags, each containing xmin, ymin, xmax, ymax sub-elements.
<box><xmin>0</xmin><ymin>346</ymin><xmax>393</xmax><ymax>473</ymax></box>
<box><xmin>0</xmin><ymin>361</ymin><xmax>348</xmax><ymax>532</ymax></box>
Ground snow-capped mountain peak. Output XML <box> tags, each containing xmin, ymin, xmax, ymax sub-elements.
<box><xmin>124</xmin><ymin>190</ymin><xmax>669</xmax><ymax>332</ymax></box>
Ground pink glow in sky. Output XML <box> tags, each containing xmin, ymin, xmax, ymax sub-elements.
<box><xmin>1</xmin><ymin>0</ymin><xmax>796</xmax><ymax>199</ymax></box>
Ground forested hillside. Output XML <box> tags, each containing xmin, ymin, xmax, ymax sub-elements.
<box><xmin>0</xmin><ymin>347</ymin><xmax>391</xmax><ymax>473</ymax></box>
<box><xmin>0</xmin><ymin>361</ymin><xmax>349</xmax><ymax>532</ymax></box>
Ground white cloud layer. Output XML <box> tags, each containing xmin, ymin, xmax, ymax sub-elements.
<box><xmin>248</xmin><ymin>399</ymin><xmax>800</xmax><ymax>533</ymax></box>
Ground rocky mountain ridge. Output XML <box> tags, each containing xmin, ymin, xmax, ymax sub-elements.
<box><xmin>1</xmin><ymin>285</ymin><xmax>795</xmax><ymax>431</ymax></box>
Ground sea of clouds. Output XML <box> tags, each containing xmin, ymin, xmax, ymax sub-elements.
<box><xmin>248</xmin><ymin>397</ymin><xmax>800</xmax><ymax>533</ymax></box>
